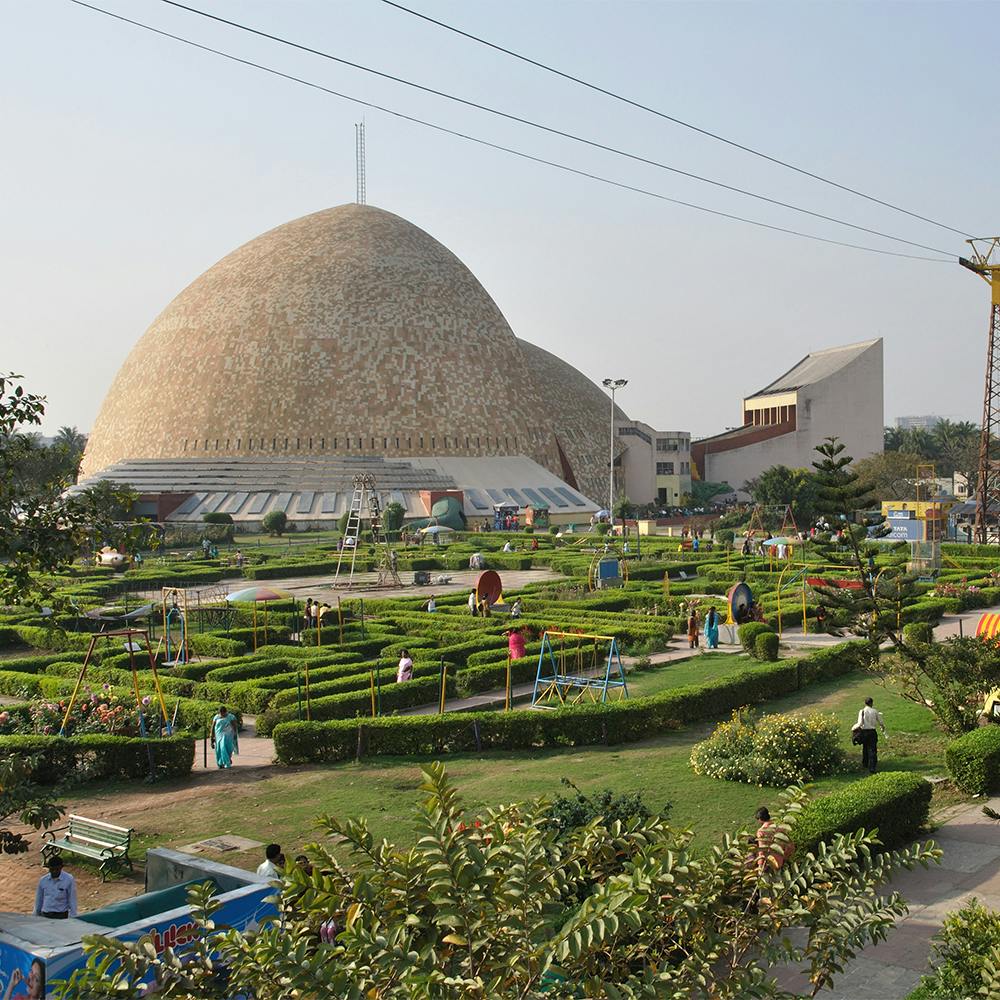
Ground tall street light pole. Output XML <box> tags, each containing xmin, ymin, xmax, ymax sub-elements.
<box><xmin>602</xmin><ymin>378</ymin><xmax>628</xmax><ymax>533</ymax></box>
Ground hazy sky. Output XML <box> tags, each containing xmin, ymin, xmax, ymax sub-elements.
<box><xmin>3</xmin><ymin>0</ymin><xmax>997</xmax><ymax>438</ymax></box>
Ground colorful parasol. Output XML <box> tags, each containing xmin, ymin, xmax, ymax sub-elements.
<box><xmin>226</xmin><ymin>586</ymin><xmax>294</xmax><ymax>650</ymax></box>
<box><xmin>226</xmin><ymin>586</ymin><xmax>293</xmax><ymax>603</ymax></box>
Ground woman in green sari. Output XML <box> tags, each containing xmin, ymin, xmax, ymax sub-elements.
<box><xmin>211</xmin><ymin>705</ymin><xmax>239</xmax><ymax>769</ymax></box>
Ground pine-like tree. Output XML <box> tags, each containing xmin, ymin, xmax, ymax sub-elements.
<box><xmin>810</xmin><ymin>437</ymin><xmax>916</xmax><ymax>647</ymax></box>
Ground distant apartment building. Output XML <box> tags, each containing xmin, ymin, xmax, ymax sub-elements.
<box><xmin>895</xmin><ymin>415</ymin><xmax>944</xmax><ymax>431</ymax></box>
<box><xmin>616</xmin><ymin>421</ymin><xmax>692</xmax><ymax>507</ymax></box>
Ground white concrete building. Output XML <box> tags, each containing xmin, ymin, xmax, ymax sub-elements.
<box><xmin>692</xmin><ymin>339</ymin><xmax>884</xmax><ymax>489</ymax></box>
<box><xmin>616</xmin><ymin>421</ymin><xmax>692</xmax><ymax>507</ymax></box>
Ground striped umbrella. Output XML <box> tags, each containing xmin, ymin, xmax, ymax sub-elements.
<box><xmin>226</xmin><ymin>586</ymin><xmax>295</xmax><ymax>650</ymax></box>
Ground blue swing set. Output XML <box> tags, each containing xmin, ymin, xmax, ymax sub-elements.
<box><xmin>530</xmin><ymin>630</ymin><xmax>628</xmax><ymax>709</ymax></box>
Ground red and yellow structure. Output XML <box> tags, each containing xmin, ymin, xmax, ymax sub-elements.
<box><xmin>976</xmin><ymin>614</ymin><xmax>1000</xmax><ymax>719</ymax></box>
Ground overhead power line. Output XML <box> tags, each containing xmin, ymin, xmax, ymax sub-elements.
<box><xmin>67</xmin><ymin>1</ymin><xmax>951</xmax><ymax>263</ymax></box>
<box><xmin>147</xmin><ymin>0</ymin><xmax>957</xmax><ymax>258</ymax></box>
<box><xmin>381</xmin><ymin>0</ymin><xmax>973</xmax><ymax>240</ymax></box>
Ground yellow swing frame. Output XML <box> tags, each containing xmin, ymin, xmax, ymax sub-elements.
<box><xmin>59</xmin><ymin>627</ymin><xmax>170</xmax><ymax>737</ymax></box>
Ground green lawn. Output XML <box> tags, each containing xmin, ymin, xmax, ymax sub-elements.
<box><xmin>66</xmin><ymin>670</ymin><xmax>955</xmax><ymax>874</ymax></box>
<box><xmin>626</xmin><ymin>651</ymin><xmax>758</xmax><ymax>697</ymax></box>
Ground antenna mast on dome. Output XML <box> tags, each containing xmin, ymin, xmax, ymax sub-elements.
<box><xmin>355</xmin><ymin>121</ymin><xmax>367</xmax><ymax>205</ymax></box>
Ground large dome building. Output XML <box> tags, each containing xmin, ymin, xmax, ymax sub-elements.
<box><xmin>80</xmin><ymin>204</ymin><xmax>624</xmax><ymax>525</ymax></box>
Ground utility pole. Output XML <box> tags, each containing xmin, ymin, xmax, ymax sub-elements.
<box><xmin>960</xmin><ymin>239</ymin><xmax>1000</xmax><ymax>543</ymax></box>
<box><xmin>601</xmin><ymin>378</ymin><xmax>628</xmax><ymax>532</ymax></box>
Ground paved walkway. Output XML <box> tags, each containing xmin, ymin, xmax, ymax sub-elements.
<box><xmin>776</xmin><ymin>796</ymin><xmax>1000</xmax><ymax>998</ymax></box>
<box><xmin>250</xmin><ymin>567</ymin><xmax>562</xmax><ymax>603</ymax></box>
<box><xmin>193</xmin><ymin>716</ymin><xmax>275</xmax><ymax>769</ymax></box>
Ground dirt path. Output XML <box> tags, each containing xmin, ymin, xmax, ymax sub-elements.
<box><xmin>1</xmin><ymin>715</ymin><xmax>277</xmax><ymax>917</ymax></box>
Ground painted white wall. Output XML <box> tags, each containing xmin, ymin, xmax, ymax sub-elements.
<box><xmin>705</xmin><ymin>340</ymin><xmax>883</xmax><ymax>488</ymax></box>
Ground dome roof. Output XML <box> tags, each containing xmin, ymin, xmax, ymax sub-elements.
<box><xmin>82</xmin><ymin>204</ymin><xmax>624</xmax><ymax>502</ymax></box>
<box><xmin>516</xmin><ymin>339</ymin><xmax>627</xmax><ymax>501</ymax></box>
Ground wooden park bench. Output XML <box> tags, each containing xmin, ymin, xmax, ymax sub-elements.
<box><xmin>42</xmin><ymin>815</ymin><xmax>135</xmax><ymax>881</ymax></box>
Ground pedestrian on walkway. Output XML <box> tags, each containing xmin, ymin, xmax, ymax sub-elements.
<box><xmin>211</xmin><ymin>705</ymin><xmax>239</xmax><ymax>769</ymax></box>
<box><xmin>303</xmin><ymin>598</ymin><xmax>314</xmax><ymax>636</ymax></box>
<box><xmin>468</xmin><ymin>588</ymin><xmax>478</xmax><ymax>616</ymax></box>
<box><xmin>852</xmin><ymin>697</ymin><xmax>887</xmax><ymax>774</ymax></box>
<box><xmin>507</xmin><ymin>627</ymin><xmax>526</xmax><ymax>661</ymax></box>
<box><xmin>704</xmin><ymin>606</ymin><xmax>719</xmax><ymax>649</ymax></box>
<box><xmin>34</xmin><ymin>856</ymin><xmax>77</xmax><ymax>919</ymax></box>
<box><xmin>687</xmin><ymin>609</ymin><xmax>700</xmax><ymax>650</ymax></box>
<box><xmin>396</xmin><ymin>650</ymin><xmax>413</xmax><ymax>683</ymax></box>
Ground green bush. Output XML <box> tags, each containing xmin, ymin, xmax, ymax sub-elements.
<box><xmin>595</xmin><ymin>523</ymin><xmax>610</xmax><ymax>535</ymax></box>
<box><xmin>200</xmin><ymin>524</ymin><xmax>235</xmax><ymax>544</ymax></box>
<box><xmin>203</xmin><ymin>511</ymin><xmax>234</xmax><ymax>524</ymax></box>
<box><xmin>0</xmin><ymin>732</ymin><xmax>196</xmax><ymax>784</ymax></box>
<box><xmin>13</xmin><ymin>626</ymin><xmax>98</xmax><ymax>656</ymax></box>
<box><xmin>262</xmin><ymin>510</ymin><xmax>288</xmax><ymax>536</ymax></box>
<box><xmin>911</xmin><ymin>898</ymin><xmax>1000</xmax><ymax>1000</ymax></box>
<box><xmin>0</xmin><ymin>670</ymin><xmax>44</xmax><ymax>698</ymax></box>
<box><xmin>690</xmin><ymin>708</ymin><xmax>844</xmax><ymax>786</ymax></box>
<box><xmin>738</xmin><ymin>622</ymin><xmax>774</xmax><ymax>654</ymax></box>
<box><xmin>899</xmin><ymin>597</ymin><xmax>953</xmax><ymax>626</ymax></box>
<box><xmin>902</xmin><ymin>622</ymin><xmax>934</xmax><ymax>645</ymax></box>
<box><xmin>0</xmin><ymin>625</ymin><xmax>27</xmax><ymax>649</ymax></box>
<box><xmin>792</xmin><ymin>772</ymin><xmax>931</xmax><ymax>854</ymax></box>
<box><xmin>754</xmin><ymin>632</ymin><xmax>780</xmax><ymax>662</ymax></box>
<box><xmin>188</xmin><ymin>633</ymin><xmax>249</xmax><ymax>658</ymax></box>
<box><xmin>945</xmin><ymin>726</ymin><xmax>1000</xmax><ymax>794</ymax></box>
<box><xmin>548</xmin><ymin>782</ymin><xmax>664</xmax><ymax>836</ymax></box>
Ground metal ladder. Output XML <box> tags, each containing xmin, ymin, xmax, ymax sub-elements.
<box><xmin>333</xmin><ymin>476</ymin><xmax>367</xmax><ymax>586</ymax></box>
<box><xmin>333</xmin><ymin>473</ymin><xmax>401</xmax><ymax>588</ymax></box>
<box><xmin>369</xmin><ymin>488</ymin><xmax>401</xmax><ymax>587</ymax></box>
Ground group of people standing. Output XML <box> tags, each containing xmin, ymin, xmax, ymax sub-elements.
<box><xmin>302</xmin><ymin>598</ymin><xmax>332</xmax><ymax>632</ymax></box>
<box><xmin>686</xmin><ymin>606</ymin><xmax>720</xmax><ymax>650</ymax></box>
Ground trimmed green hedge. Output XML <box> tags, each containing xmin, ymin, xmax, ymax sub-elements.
<box><xmin>0</xmin><ymin>732</ymin><xmax>196</xmax><ymax>783</ymax></box>
<box><xmin>738</xmin><ymin>622</ymin><xmax>774</xmax><ymax>654</ymax></box>
<box><xmin>946</xmin><ymin>726</ymin><xmax>1000</xmax><ymax>795</ymax></box>
<box><xmin>902</xmin><ymin>622</ymin><xmax>934</xmax><ymax>645</ymax></box>
<box><xmin>792</xmin><ymin>772</ymin><xmax>931</xmax><ymax>853</ymax></box>
<box><xmin>754</xmin><ymin>632</ymin><xmax>780</xmax><ymax>662</ymax></box>
<box><xmin>0</xmin><ymin>670</ymin><xmax>44</xmax><ymax>698</ymax></box>
<box><xmin>273</xmin><ymin>642</ymin><xmax>866</xmax><ymax>763</ymax></box>
<box><xmin>188</xmin><ymin>633</ymin><xmax>249</xmax><ymax>658</ymax></box>
<box><xmin>258</xmin><ymin>673</ymin><xmax>457</xmax><ymax>735</ymax></box>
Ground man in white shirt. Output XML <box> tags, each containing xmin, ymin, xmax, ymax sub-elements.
<box><xmin>854</xmin><ymin>697</ymin><xmax>887</xmax><ymax>774</ymax></box>
<box><xmin>35</xmin><ymin>856</ymin><xmax>77</xmax><ymax>918</ymax></box>
<box><xmin>468</xmin><ymin>589</ymin><xmax>478</xmax><ymax>616</ymax></box>
<box><xmin>502</xmin><ymin>541</ymin><xmax>513</xmax><ymax>553</ymax></box>
<box><xmin>256</xmin><ymin>843</ymin><xmax>283</xmax><ymax>880</ymax></box>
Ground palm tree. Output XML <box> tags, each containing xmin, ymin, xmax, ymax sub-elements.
<box><xmin>53</xmin><ymin>426</ymin><xmax>86</xmax><ymax>484</ymax></box>
<box><xmin>54</xmin><ymin>426</ymin><xmax>86</xmax><ymax>454</ymax></box>
<box><xmin>883</xmin><ymin>426</ymin><xmax>906</xmax><ymax>452</ymax></box>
